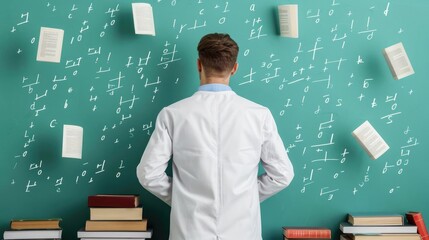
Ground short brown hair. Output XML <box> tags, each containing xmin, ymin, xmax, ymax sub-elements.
<box><xmin>197</xmin><ymin>33</ymin><xmax>239</xmax><ymax>76</ymax></box>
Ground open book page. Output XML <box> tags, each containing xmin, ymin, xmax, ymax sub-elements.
<box><xmin>383</xmin><ymin>42</ymin><xmax>415</xmax><ymax>80</ymax></box>
<box><xmin>278</xmin><ymin>5</ymin><xmax>299</xmax><ymax>38</ymax></box>
<box><xmin>62</xmin><ymin>125</ymin><xmax>83</xmax><ymax>159</ymax></box>
<box><xmin>352</xmin><ymin>121</ymin><xmax>389</xmax><ymax>160</ymax></box>
<box><xmin>36</xmin><ymin>27</ymin><xmax>64</xmax><ymax>63</ymax></box>
<box><xmin>132</xmin><ymin>3</ymin><xmax>156</xmax><ymax>36</ymax></box>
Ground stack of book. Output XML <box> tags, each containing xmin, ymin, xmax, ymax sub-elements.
<box><xmin>282</xmin><ymin>226</ymin><xmax>331</xmax><ymax>240</ymax></box>
<box><xmin>3</xmin><ymin>218</ymin><xmax>62</xmax><ymax>240</ymax></box>
<box><xmin>77</xmin><ymin>194</ymin><xmax>152</xmax><ymax>240</ymax></box>
<box><xmin>339</xmin><ymin>213</ymin><xmax>420</xmax><ymax>240</ymax></box>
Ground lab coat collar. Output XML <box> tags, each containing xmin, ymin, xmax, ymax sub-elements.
<box><xmin>198</xmin><ymin>83</ymin><xmax>232</xmax><ymax>92</ymax></box>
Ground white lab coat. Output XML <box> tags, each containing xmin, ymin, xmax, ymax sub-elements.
<box><xmin>137</xmin><ymin>90</ymin><xmax>294</xmax><ymax>240</ymax></box>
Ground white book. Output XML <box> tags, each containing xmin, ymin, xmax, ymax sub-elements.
<box><xmin>340</xmin><ymin>222</ymin><xmax>417</xmax><ymax>234</ymax></box>
<box><xmin>278</xmin><ymin>5</ymin><xmax>299</xmax><ymax>38</ymax></box>
<box><xmin>341</xmin><ymin>233</ymin><xmax>421</xmax><ymax>240</ymax></box>
<box><xmin>36</xmin><ymin>27</ymin><xmax>64</xmax><ymax>63</ymax></box>
<box><xmin>132</xmin><ymin>3</ymin><xmax>156</xmax><ymax>35</ymax></box>
<box><xmin>62</xmin><ymin>124</ymin><xmax>83</xmax><ymax>159</ymax></box>
<box><xmin>383</xmin><ymin>42</ymin><xmax>415</xmax><ymax>80</ymax></box>
<box><xmin>352</xmin><ymin>121</ymin><xmax>389</xmax><ymax>160</ymax></box>
<box><xmin>3</xmin><ymin>229</ymin><xmax>62</xmax><ymax>239</ymax></box>
<box><xmin>77</xmin><ymin>229</ymin><xmax>152</xmax><ymax>238</ymax></box>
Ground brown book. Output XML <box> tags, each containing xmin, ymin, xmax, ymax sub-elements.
<box><xmin>341</xmin><ymin>233</ymin><xmax>421</xmax><ymax>240</ymax></box>
<box><xmin>90</xmin><ymin>207</ymin><xmax>143</xmax><ymax>220</ymax></box>
<box><xmin>88</xmin><ymin>194</ymin><xmax>140</xmax><ymax>208</ymax></box>
<box><xmin>283</xmin><ymin>227</ymin><xmax>331</xmax><ymax>239</ymax></box>
<box><xmin>85</xmin><ymin>220</ymin><xmax>147</xmax><ymax>231</ymax></box>
<box><xmin>10</xmin><ymin>218</ymin><xmax>62</xmax><ymax>230</ymax></box>
<box><xmin>348</xmin><ymin>213</ymin><xmax>404</xmax><ymax>226</ymax></box>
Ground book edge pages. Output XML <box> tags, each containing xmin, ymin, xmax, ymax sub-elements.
<box><xmin>340</xmin><ymin>222</ymin><xmax>417</xmax><ymax>234</ymax></box>
<box><xmin>77</xmin><ymin>229</ymin><xmax>152</xmax><ymax>238</ymax></box>
<box><xmin>383</xmin><ymin>42</ymin><xmax>415</xmax><ymax>80</ymax></box>
<box><xmin>352</xmin><ymin>121</ymin><xmax>389</xmax><ymax>160</ymax></box>
<box><xmin>278</xmin><ymin>5</ymin><xmax>299</xmax><ymax>38</ymax></box>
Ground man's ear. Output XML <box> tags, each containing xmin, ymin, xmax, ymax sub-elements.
<box><xmin>231</xmin><ymin>62</ymin><xmax>239</xmax><ymax>75</ymax></box>
<box><xmin>197</xmin><ymin>59</ymin><xmax>202</xmax><ymax>72</ymax></box>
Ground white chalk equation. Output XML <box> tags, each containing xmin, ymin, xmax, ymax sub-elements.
<box><xmin>7</xmin><ymin>0</ymin><xmax>421</xmax><ymax>202</ymax></box>
<box><xmin>237</xmin><ymin>0</ymin><xmax>419</xmax><ymax>201</ymax></box>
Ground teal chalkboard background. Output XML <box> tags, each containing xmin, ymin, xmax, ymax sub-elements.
<box><xmin>1</xmin><ymin>1</ymin><xmax>428</xmax><ymax>239</ymax></box>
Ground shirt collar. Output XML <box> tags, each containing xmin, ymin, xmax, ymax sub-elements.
<box><xmin>198</xmin><ymin>83</ymin><xmax>232</xmax><ymax>92</ymax></box>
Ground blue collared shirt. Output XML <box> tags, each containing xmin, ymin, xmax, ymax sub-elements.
<box><xmin>198</xmin><ymin>83</ymin><xmax>232</xmax><ymax>92</ymax></box>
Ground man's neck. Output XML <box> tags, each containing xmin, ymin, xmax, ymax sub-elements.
<box><xmin>200</xmin><ymin>76</ymin><xmax>230</xmax><ymax>86</ymax></box>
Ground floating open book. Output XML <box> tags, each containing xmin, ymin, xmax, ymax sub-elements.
<box><xmin>62</xmin><ymin>124</ymin><xmax>83</xmax><ymax>159</ymax></box>
<box><xmin>383</xmin><ymin>42</ymin><xmax>415</xmax><ymax>80</ymax></box>
<box><xmin>278</xmin><ymin>5</ymin><xmax>299</xmax><ymax>38</ymax></box>
<box><xmin>132</xmin><ymin>3</ymin><xmax>156</xmax><ymax>36</ymax></box>
<box><xmin>36</xmin><ymin>27</ymin><xmax>64</xmax><ymax>63</ymax></box>
<box><xmin>352</xmin><ymin>121</ymin><xmax>389</xmax><ymax>160</ymax></box>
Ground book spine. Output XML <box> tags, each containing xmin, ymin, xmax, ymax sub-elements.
<box><xmin>88</xmin><ymin>196</ymin><xmax>136</xmax><ymax>207</ymax></box>
<box><xmin>407</xmin><ymin>212</ymin><xmax>429</xmax><ymax>240</ymax></box>
<box><xmin>284</xmin><ymin>229</ymin><xmax>331</xmax><ymax>239</ymax></box>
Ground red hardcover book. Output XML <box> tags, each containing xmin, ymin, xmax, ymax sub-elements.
<box><xmin>406</xmin><ymin>211</ymin><xmax>429</xmax><ymax>240</ymax></box>
<box><xmin>283</xmin><ymin>227</ymin><xmax>331</xmax><ymax>239</ymax></box>
<box><xmin>88</xmin><ymin>194</ymin><xmax>140</xmax><ymax>208</ymax></box>
<box><xmin>285</xmin><ymin>238</ymin><xmax>330</xmax><ymax>240</ymax></box>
